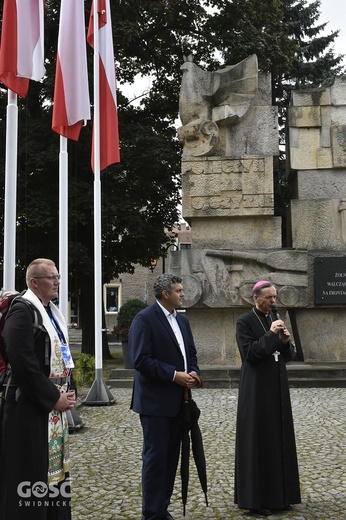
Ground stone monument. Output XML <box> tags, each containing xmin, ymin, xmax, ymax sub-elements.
<box><xmin>172</xmin><ymin>55</ymin><xmax>346</xmax><ymax>365</ymax></box>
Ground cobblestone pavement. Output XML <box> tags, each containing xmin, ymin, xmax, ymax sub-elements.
<box><xmin>70</xmin><ymin>387</ymin><xmax>346</xmax><ymax>520</ymax></box>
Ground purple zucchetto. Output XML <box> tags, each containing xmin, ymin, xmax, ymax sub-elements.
<box><xmin>252</xmin><ymin>280</ymin><xmax>271</xmax><ymax>293</ymax></box>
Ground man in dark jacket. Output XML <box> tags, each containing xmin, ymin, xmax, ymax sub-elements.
<box><xmin>234</xmin><ymin>280</ymin><xmax>301</xmax><ymax>517</ymax></box>
<box><xmin>0</xmin><ymin>258</ymin><xmax>76</xmax><ymax>520</ymax></box>
<box><xmin>129</xmin><ymin>273</ymin><xmax>201</xmax><ymax>520</ymax></box>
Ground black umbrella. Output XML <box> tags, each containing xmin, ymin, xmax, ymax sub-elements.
<box><xmin>179</xmin><ymin>379</ymin><xmax>208</xmax><ymax>516</ymax></box>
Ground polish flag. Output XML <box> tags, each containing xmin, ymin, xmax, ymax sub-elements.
<box><xmin>0</xmin><ymin>0</ymin><xmax>45</xmax><ymax>98</ymax></box>
<box><xmin>87</xmin><ymin>0</ymin><xmax>120</xmax><ymax>171</ymax></box>
<box><xmin>52</xmin><ymin>0</ymin><xmax>90</xmax><ymax>141</ymax></box>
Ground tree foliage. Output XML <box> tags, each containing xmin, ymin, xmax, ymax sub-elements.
<box><xmin>0</xmin><ymin>0</ymin><xmax>344</xmax><ymax>354</ymax></box>
<box><xmin>206</xmin><ymin>0</ymin><xmax>296</xmax><ymax>80</ymax></box>
<box><xmin>113</xmin><ymin>298</ymin><xmax>148</xmax><ymax>336</ymax></box>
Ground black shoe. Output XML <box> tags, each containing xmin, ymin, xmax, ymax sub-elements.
<box><xmin>249</xmin><ymin>508</ymin><xmax>271</xmax><ymax>517</ymax></box>
<box><xmin>141</xmin><ymin>515</ymin><xmax>174</xmax><ymax>520</ymax></box>
<box><xmin>271</xmin><ymin>504</ymin><xmax>293</xmax><ymax>513</ymax></box>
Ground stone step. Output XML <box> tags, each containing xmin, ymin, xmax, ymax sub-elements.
<box><xmin>106</xmin><ymin>362</ymin><xmax>346</xmax><ymax>389</ymax></box>
<box><xmin>106</xmin><ymin>379</ymin><xmax>135</xmax><ymax>389</ymax></box>
<box><xmin>109</xmin><ymin>368</ymin><xmax>134</xmax><ymax>379</ymax></box>
<box><xmin>286</xmin><ymin>378</ymin><xmax>346</xmax><ymax>388</ymax></box>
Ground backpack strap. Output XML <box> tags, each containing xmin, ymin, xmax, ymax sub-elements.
<box><xmin>3</xmin><ymin>297</ymin><xmax>50</xmax><ymax>401</ymax></box>
<box><xmin>13</xmin><ymin>296</ymin><xmax>50</xmax><ymax>366</ymax></box>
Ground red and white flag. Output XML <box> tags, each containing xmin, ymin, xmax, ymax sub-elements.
<box><xmin>52</xmin><ymin>0</ymin><xmax>90</xmax><ymax>141</ymax></box>
<box><xmin>0</xmin><ymin>0</ymin><xmax>45</xmax><ymax>98</ymax></box>
<box><xmin>87</xmin><ymin>0</ymin><xmax>120</xmax><ymax>171</ymax></box>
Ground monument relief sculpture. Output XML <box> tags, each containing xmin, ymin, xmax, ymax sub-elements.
<box><xmin>174</xmin><ymin>53</ymin><xmax>346</xmax><ymax>365</ymax></box>
<box><xmin>178</xmin><ymin>54</ymin><xmax>258</xmax><ymax>158</ymax></box>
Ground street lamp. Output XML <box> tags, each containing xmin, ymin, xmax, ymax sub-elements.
<box><xmin>148</xmin><ymin>243</ymin><xmax>178</xmax><ymax>273</ymax></box>
<box><xmin>149</xmin><ymin>258</ymin><xmax>157</xmax><ymax>272</ymax></box>
<box><xmin>162</xmin><ymin>243</ymin><xmax>178</xmax><ymax>273</ymax></box>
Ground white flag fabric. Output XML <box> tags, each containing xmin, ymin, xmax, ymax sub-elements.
<box><xmin>0</xmin><ymin>0</ymin><xmax>45</xmax><ymax>98</ymax></box>
<box><xmin>52</xmin><ymin>0</ymin><xmax>91</xmax><ymax>141</ymax></box>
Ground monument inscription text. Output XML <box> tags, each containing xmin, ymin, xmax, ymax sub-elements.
<box><xmin>315</xmin><ymin>257</ymin><xmax>346</xmax><ymax>304</ymax></box>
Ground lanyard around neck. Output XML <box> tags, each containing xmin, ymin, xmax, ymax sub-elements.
<box><xmin>47</xmin><ymin>308</ymin><xmax>65</xmax><ymax>344</ymax></box>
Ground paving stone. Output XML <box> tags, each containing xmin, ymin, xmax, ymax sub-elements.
<box><xmin>70</xmin><ymin>387</ymin><xmax>346</xmax><ymax>520</ymax></box>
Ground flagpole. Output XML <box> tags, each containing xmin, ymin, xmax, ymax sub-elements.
<box><xmin>58</xmin><ymin>136</ymin><xmax>87</xmax><ymax>429</ymax></box>
<box><xmin>84</xmin><ymin>0</ymin><xmax>115</xmax><ymax>405</ymax></box>
<box><xmin>59</xmin><ymin>136</ymin><xmax>68</xmax><ymax>321</ymax></box>
<box><xmin>52</xmin><ymin>0</ymin><xmax>91</xmax><ymax>328</ymax></box>
<box><xmin>3</xmin><ymin>90</ymin><xmax>18</xmax><ymax>291</ymax></box>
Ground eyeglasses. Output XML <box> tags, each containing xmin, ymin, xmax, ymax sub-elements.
<box><xmin>34</xmin><ymin>275</ymin><xmax>61</xmax><ymax>281</ymax></box>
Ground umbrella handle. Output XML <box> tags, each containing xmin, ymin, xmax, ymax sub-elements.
<box><xmin>183</xmin><ymin>374</ymin><xmax>202</xmax><ymax>401</ymax></box>
<box><xmin>191</xmin><ymin>374</ymin><xmax>202</xmax><ymax>388</ymax></box>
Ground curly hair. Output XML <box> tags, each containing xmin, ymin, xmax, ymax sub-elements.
<box><xmin>153</xmin><ymin>274</ymin><xmax>182</xmax><ymax>299</ymax></box>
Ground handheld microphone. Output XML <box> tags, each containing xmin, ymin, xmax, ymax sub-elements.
<box><xmin>271</xmin><ymin>306</ymin><xmax>280</xmax><ymax>321</ymax></box>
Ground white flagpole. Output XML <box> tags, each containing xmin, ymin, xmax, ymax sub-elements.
<box><xmin>3</xmin><ymin>90</ymin><xmax>18</xmax><ymax>291</ymax></box>
<box><xmin>59</xmin><ymin>135</ymin><xmax>86</xmax><ymax>428</ymax></box>
<box><xmin>59</xmin><ymin>135</ymin><xmax>68</xmax><ymax>321</ymax></box>
<box><xmin>84</xmin><ymin>0</ymin><xmax>114</xmax><ymax>405</ymax></box>
<box><xmin>93</xmin><ymin>0</ymin><xmax>102</xmax><ymax>374</ymax></box>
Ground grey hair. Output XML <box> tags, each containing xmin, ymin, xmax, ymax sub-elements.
<box><xmin>153</xmin><ymin>273</ymin><xmax>182</xmax><ymax>299</ymax></box>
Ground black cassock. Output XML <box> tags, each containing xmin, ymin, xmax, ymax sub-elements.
<box><xmin>0</xmin><ymin>301</ymin><xmax>71</xmax><ymax>520</ymax></box>
<box><xmin>234</xmin><ymin>308</ymin><xmax>301</xmax><ymax>511</ymax></box>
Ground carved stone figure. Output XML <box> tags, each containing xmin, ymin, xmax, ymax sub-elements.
<box><xmin>176</xmin><ymin>51</ymin><xmax>346</xmax><ymax>364</ymax></box>
<box><xmin>178</xmin><ymin>54</ymin><xmax>258</xmax><ymax>157</ymax></box>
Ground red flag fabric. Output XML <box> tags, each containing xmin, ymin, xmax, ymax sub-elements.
<box><xmin>0</xmin><ymin>0</ymin><xmax>45</xmax><ymax>98</ymax></box>
<box><xmin>87</xmin><ymin>0</ymin><xmax>120</xmax><ymax>171</ymax></box>
<box><xmin>52</xmin><ymin>0</ymin><xmax>90</xmax><ymax>141</ymax></box>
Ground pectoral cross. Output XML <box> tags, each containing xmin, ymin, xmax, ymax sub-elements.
<box><xmin>273</xmin><ymin>350</ymin><xmax>280</xmax><ymax>362</ymax></box>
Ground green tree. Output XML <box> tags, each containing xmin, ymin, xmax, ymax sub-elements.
<box><xmin>206</xmin><ymin>0</ymin><xmax>295</xmax><ymax>82</ymax></box>
<box><xmin>282</xmin><ymin>0</ymin><xmax>344</xmax><ymax>89</ymax></box>
<box><xmin>0</xmin><ymin>0</ymin><xmax>344</xmax><ymax>355</ymax></box>
<box><xmin>0</xmin><ymin>0</ymin><xmax>212</xmax><ymax>356</ymax></box>
<box><xmin>276</xmin><ymin>0</ymin><xmax>344</xmax><ymax>239</ymax></box>
<box><xmin>205</xmin><ymin>0</ymin><xmax>344</xmax><ymax>241</ymax></box>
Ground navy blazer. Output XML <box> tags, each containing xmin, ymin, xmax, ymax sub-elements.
<box><xmin>129</xmin><ymin>302</ymin><xmax>200</xmax><ymax>417</ymax></box>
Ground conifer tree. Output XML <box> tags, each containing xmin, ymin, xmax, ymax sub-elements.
<box><xmin>0</xmin><ymin>0</ymin><xmax>344</xmax><ymax>354</ymax></box>
<box><xmin>206</xmin><ymin>0</ymin><xmax>344</xmax><ymax>230</ymax></box>
<box><xmin>275</xmin><ymin>0</ymin><xmax>344</xmax><ymax>231</ymax></box>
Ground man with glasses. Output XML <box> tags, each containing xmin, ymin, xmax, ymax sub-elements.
<box><xmin>0</xmin><ymin>258</ymin><xmax>76</xmax><ymax>520</ymax></box>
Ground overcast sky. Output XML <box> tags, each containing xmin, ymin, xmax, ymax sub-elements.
<box><xmin>319</xmin><ymin>0</ymin><xmax>345</xmax><ymax>66</ymax></box>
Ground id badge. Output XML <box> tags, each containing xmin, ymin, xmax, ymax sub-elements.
<box><xmin>61</xmin><ymin>343</ymin><xmax>75</xmax><ymax>369</ymax></box>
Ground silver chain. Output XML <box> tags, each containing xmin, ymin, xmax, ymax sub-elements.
<box><xmin>252</xmin><ymin>307</ymin><xmax>271</xmax><ymax>333</ymax></box>
<box><xmin>252</xmin><ymin>308</ymin><xmax>281</xmax><ymax>362</ymax></box>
